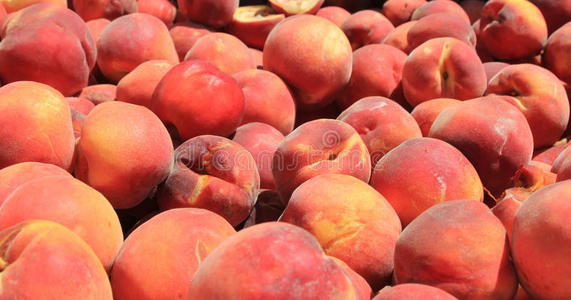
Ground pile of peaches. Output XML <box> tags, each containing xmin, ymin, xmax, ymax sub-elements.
<box><xmin>0</xmin><ymin>0</ymin><xmax>570</xmax><ymax>298</ymax></box>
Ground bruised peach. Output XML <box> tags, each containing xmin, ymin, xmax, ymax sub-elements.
<box><xmin>406</xmin><ymin>12</ymin><xmax>476</xmax><ymax>51</ymax></box>
<box><xmin>381</xmin><ymin>20</ymin><xmax>416</xmax><ymax>54</ymax></box>
<box><xmin>381</xmin><ymin>0</ymin><xmax>427</xmax><ymax>26</ymax></box>
<box><xmin>411</xmin><ymin>0</ymin><xmax>470</xmax><ymax>23</ymax></box>
<box><xmin>169</xmin><ymin>21</ymin><xmax>213</xmax><ymax>62</ymax></box>
<box><xmin>73</xmin><ymin>0</ymin><xmax>136</xmax><ymax>21</ymax></box>
<box><xmin>315</xmin><ymin>5</ymin><xmax>350</xmax><ymax>27</ymax></box>
<box><xmin>178</xmin><ymin>0</ymin><xmax>238</xmax><ymax>28</ymax></box>
<box><xmin>227</xmin><ymin>5</ymin><xmax>285</xmax><ymax>50</ymax></box>
<box><xmin>373</xmin><ymin>284</ymin><xmax>457</xmax><ymax>300</ymax></box>
<box><xmin>78</xmin><ymin>84</ymin><xmax>116</xmax><ymax>105</ymax></box>
<box><xmin>341</xmin><ymin>10</ymin><xmax>394</xmax><ymax>50</ymax></box>
<box><xmin>543</xmin><ymin>22</ymin><xmax>571</xmax><ymax>85</ymax></box>
<box><xmin>410</xmin><ymin>98</ymin><xmax>461</xmax><ymax>136</ymax></box>
<box><xmin>116</xmin><ymin>60</ymin><xmax>174</xmax><ymax>108</ymax></box>
<box><xmin>136</xmin><ymin>0</ymin><xmax>176</xmax><ymax>26</ymax></box>
<box><xmin>269</xmin><ymin>0</ymin><xmax>323</xmax><ymax>16</ymax></box>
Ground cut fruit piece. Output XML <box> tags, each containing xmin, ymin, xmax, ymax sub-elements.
<box><xmin>269</xmin><ymin>0</ymin><xmax>324</xmax><ymax>16</ymax></box>
<box><xmin>227</xmin><ymin>5</ymin><xmax>285</xmax><ymax>49</ymax></box>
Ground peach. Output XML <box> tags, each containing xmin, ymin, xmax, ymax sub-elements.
<box><xmin>0</xmin><ymin>4</ymin><xmax>96</xmax><ymax>96</ymax></box>
<box><xmin>479</xmin><ymin>0</ymin><xmax>548</xmax><ymax>60</ymax></box>
<box><xmin>411</xmin><ymin>0</ymin><xmax>471</xmax><ymax>23</ymax></box>
<box><xmin>178</xmin><ymin>0</ymin><xmax>238</xmax><ymax>28</ymax></box>
<box><xmin>483</xmin><ymin>61</ymin><xmax>509</xmax><ymax>82</ymax></box>
<box><xmin>0</xmin><ymin>162</ymin><xmax>70</xmax><ymax>204</ymax></box>
<box><xmin>410</xmin><ymin>98</ymin><xmax>461</xmax><ymax>136</ymax></box>
<box><xmin>0</xmin><ymin>81</ymin><xmax>75</xmax><ymax>171</ymax></box>
<box><xmin>329</xmin><ymin>256</ymin><xmax>373</xmax><ymax>300</ymax></box>
<box><xmin>0</xmin><ymin>175</ymin><xmax>123</xmax><ymax>272</ymax></box>
<box><xmin>394</xmin><ymin>200</ymin><xmax>518</xmax><ymax>299</ymax></box>
<box><xmin>533</xmin><ymin>139</ymin><xmax>570</xmax><ymax>165</ymax></box>
<box><xmin>338</xmin><ymin>96</ymin><xmax>421</xmax><ymax>166</ymax></box>
<box><xmin>233</xmin><ymin>69</ymin><xmax>295</xmax><ymax>134</ymax></box>
<box><xmin>151</xmin><ymin>60</ymin><xmax>245</xmax><ymax>141</ymax></box>
<box><xmin>0</xmin><ymin>220</ymin><xmax>112</xmax><ymax>299</ymax></box>
<box><xmin>373</xmin><ymin>284</ymin><xmax>457</xmax><ymax>300</ymax></box>
<box><xmin>381</xmin><ymin>0</ymin><xmax>427</xmax><ymax>26</ymax></box>
<box><xmin>73</xmin><ymin>0</ymin><xmax>136</xmax><ymax>21</ymax></box>
<box><xmin>473</xmin><ymin>19</ymin><xmax>495</xmax><ymax>63</ymax></box>
<box><xmin>67</xmin><ymin>94</ymin><xmax>94</xmax><ymax>115</ymax></box>
<box><xmin>243</xmin><ymin>190</ymin><xmax>285</xmax><ymax>226</ymax></box>
<box><xmin>530</xmin><ymin>0</ymin><xmax>571</xmax><ymax>34</ymax></box>
<box><xmin>492</xmin><ymin>196</ymin><xmax>521</xmax><ymax>243</ymax></box>
<box><xmin>543</xmin><ymin>22</ymin><xmax>571</xmax><ymax>85</ymax></box>
<box><xmin>156</xmin><ymin>135</ymin><xmax>260</xmax><ymax>227</ymax></box>
<box><xmin>269</xmin><ymin>0</ymin><xmax>323</xmax><ymax>16</ymax></box>
<box><xmin>341</xmin><ymin>10</ymin><xmax>394</xmax><ymax>50</ymax></box>
<box><xmin>263</xmin><ymin>14</ymin><xmax>352</xmax><ymax>111</ymax></box>
<box><xmin>169</xmin><ymin>21</ymin><xmax>213</xmax><ymax>62</ymax></box>
<box><xmin>280</xmin><ymin>174</ymin><xmax>402</xmax><ymax>290</ymax></box>
<box><xmin>116</xmin><ymin>60</ymin><xmax>174</xmax><ymax>108</ymax></box>
<box><xmin>0</xmin><ymin>0</ymin><xmax>65</xmax><ymax>13</ymax></box>
<box><xmin>232</xmin><ymin>122</ymin><xmax>284</xmax><ymax>190</ymax></box>
<box><xmin>187</xmin><ymin>222</ymin><xmax>361</xmax><ymax>299</ymax></box>
<box><xmin>136</xmin><ymin>0</ymin><xmax>176</xmax><ymax>26</ymax></box>
<box><xmin>110</xmin><ymin>208</ymin><xmax>236</xmax><ymax>300</ymax></box>
<box><xmin>406</xmin><ymin>12</ymin><xmax>476</xmax><ymax>51</ymax></box>
<box><xmin>78</xmin><ymin>84</ymin><xmax>116</xmax><ymax>105</ymax></box>
<box><xmin>85</xmin><ymin>18</ymin><xmax>110</xmax><ymax>43</ymax></box>
<box><xmin>381</xmin><ymin>20</ymin><xmax>416</xmax><ymax>54</ymax></box>
<box><xmin>550</xmin><ymin>144</ymin><xmax>571</xmax><ymax>174</ymax></box>
<box><xmin>97</xmin><ymin>13</ymin><xmax>179</xmax><ymax>82</ymax></box>
<box><xmin>184</xmin><ymin>32</ymin><xmax>256</xmax><ymax>75</ymax></box>
<box><xmin>486</xmin><ymin>63</ymin><xmax>570</xmax><ymax>148</ymax></box>
<box><xmin>75</xmin><ymin>101</ymin><xmax>173</xmax><ymax>209</ymax></box>
<box><xmin>429</xmin><ymin>95</ymin><xmax>534</xmax><ymax>197</ymax></box>
<box><xmin>337</xmin><ymin>44</ymin><xmax>408</xmax><ymax>110</ymax></box>
<box><xmin>511</xmin><ymin>180</ymin><xmax>571</xmax><ymax>299</ymax></box>
<box><xmin>315</xmin><ymin>6</ymin><xmax>350</xmax><ymax>27</ymax></box>
<box><xmin>272</xmin><ymin>119</ymin><xmax>371</xmax><ymax>204</ymax></box>
<box><xmin>402</xmin><ymin>37</ymin><xmax>487</xmax><ymax>107</ymax></box>
<box><xmin>552</xmin><ymin>147</ymin><xmax>571</xmax><ymax>181</ymax></box>
<box><xmin>227</xmin><ymin>5</ymin><xmax>285</xmax><ymax>50</ymax></box>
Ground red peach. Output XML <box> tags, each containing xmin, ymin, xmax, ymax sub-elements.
<box><xmin>543</xmin><ymin>22</ymin><xmax>571</xmax><ymax>85</ymax></box>
<box><xmin>178</xmin><ymin>0</ymin><xmax>238</xmax><ymax>28</ymax></box>
<box><xmin>67</xmin><ymin>96</ymin><xmax>94</xmax><ymax>116</ymax></box>
<box><xmin>169</xmin><ymin>21</ymin><xmax>213</xmax><ymax>62</ymax></box>
<box><xmin>411</xmin><ymin>0</ymin><xmax>471</xmax><ymax>23</ymax></box>
<box><xmin>410</xmin><ymin>98</ymin><xmax>461</xmax><ymax>136</ymax></box>
<box><xmin>315</xmin><ymin>6</ymin><xmax>350</xmax><ymax>27</ymax></box>
<box><xmin>0</xmin><ymin>162</ymin><xmax>70</xmax><ymax>204</ymax></box>
<box><xmin>136</xmin><ymin>0</ymin><xmax>176</xmax><ymax>26</ymax></box>
<box><xmin>329</xmin><ymin>256</ymin><xmax>373</xmax><ymax>300</ymax></box>
<box><xmin>406</xmin><ymin>12</ymin><xmax>476</xmax><ymax>51</ymax></box>
<box><xmin>533</xmin><ymin>139</ymin><xmax>570</xmax><ymax>165</ymax></box>
<box><xmin>341</xmin><ymin>10</ymin><xmax>395</xmax><ymax>50</ymax></box>
<box><xmin>381</xmin><ymin>0</ymin><xmax>427</xmax><ymax>26</ymax></box>
<box><xmin>116</xmin><ymin>60</ymin><xmax>174</xmax><ymax>108</ymax></box>
<box><xmin>73</xmin><ymin>0</ymin><xmax>136</xmax><ymax>21</ymax></box>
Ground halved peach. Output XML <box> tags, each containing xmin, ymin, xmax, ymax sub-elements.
<box><xmin>268</xmin><ymin>0</ymin><xmax>324</xmax><ymax>16</ymax></box>
<box><xmin>226</xmin><ymin>5</ymin><xmax>285</xmax><ymax>49</ymax></box>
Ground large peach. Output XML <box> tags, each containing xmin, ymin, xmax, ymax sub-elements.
<box><xmin>410</xmin><ymin>98</ymin><xmax>461</xmax><ymax>136</ymax></box>
<box><xmin>402</xmin><ymin>37</ymin><xmax>487</xmax><ymax>106</ymax></box>
<box><xmin>373</xmin><ymin>284</ymin><xmax>457</xmax><ymax>300</ymax></box>
<box><xmin>341</xmin><ymin>10</ymin><xmax>394</xmax><ymax>50</ymax></box>
<box><xmin>96</xmin><ymin>13</ymin><xmax>179</xmax><ymax>82</ymax></box>
<box><xmin>406</xmin><ymin>12</ymin><xmax>476</xmax><ymax>51</ymax></box>
<box><xmin>75</xmin><ymin>101</ymin><xmax>174</xmax><ymax>209</ymax></box>
<box><xmin>73</xmin><ymin>0</ymin><xmax>136</xmax><ymax>21</ymax></box>
<box><xmin>280</xmin><ymin>174</ymin><xmax>402</xmax><ymax>290</ymax></box>
<box><xmin>394</xmin><ymin>200</ymin><xmax>518</xmax><ymax>299</ymax></box>
<box><xmin>263</xmin><ymin>14</ymin><xmax>352</xmax><ymax>111</ymax></box>
<box><xmin>187</xmin><ymin>222</ymin><xmax>361</xmax><ymax>299</ymax></box>
<box><xmin>269</xmin><ymin>0</ymin><xmax>323</xmax><ymax>16</ymax></box>
<box><xmin>178</xmin><ymin>0</ymin><xmax>238</xmax><ymax>28</ymax></box>
<box><xmin>530</xmin><ymin>0</ymin><xmax>571</xmax><ymax>34</ymax></box>
<box><xmin>0</xmin><ymin>81</ymin><xmax>75</xmax><ymax>171</ymax></box>
<box><xmin>116</xmin><ymin>60</ymin><xmax>174</xmax><ymax>108</ymax></box>
<box><xmin>169</xmin><ymin>21</ymin><xmax>213</xmax><ymax>62</ymax></box>
<box><xmin>381</xmin><ymin>0</ymin><xmax>427</xmax><ymax>26</ymax></box>
<box><xmin>543</xmin><ymin>22</ymin><xmax>571</xmax><ymax>85</ymax></box>
<box><xmin>411</xmin><ymin>0</ymin><xmax>470</xmax><ymax>23</ymax></box>
<box><xmin>315</xmin><ymin>6</ymin><xmax>350</xmax><ymax>27</ymax></box>
<box><xmin>226</xmin><ymin>5</ymin><xmax>285</xmax><ymax>49</ymax></box>
<box><xmin>110</xmin><ymin>208</ymin><xmax>236</xmax><ymax>300</ymax></box>
<box><xmin>0</xmin><ymin>221</ymin><xmax>112</xmax><ymax>299</ymax></box>
<box><xmin>511</xmin><ymin>180</ymin><xmax>571</xmax><ymax>299</ymax></box>
<box><xmin>151</xmin><ymin>60</ymin><xmax>245</xmax><ymax>141</ymax></box>
<box><xmin>136</xmin><ymin>0</ymin><xmax>176</xmax><ymax>26</ymax></box>
<box><xmin>156</xmin><ymin>135</ymin><xmax>260</xmax><ymax>227</ymax></box>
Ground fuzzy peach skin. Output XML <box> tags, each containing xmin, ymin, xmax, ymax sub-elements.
<box><xmin>178</xmin><ymin>0</ymin><xmax>238</xmax><ymax>28</ymax></box>
<box><xmin>406</xmin><ymin>12</ymin><xmax>476</xmax><ymax>51</ymax></box>
<box><xmin>233</xmin><ymin>69</ymin><xmax>295</xmax><ymax>134</ymax></box>
<box><xmin>73</xmin><ymin>0</ymin><xmax>136</xmax><ymax>21</ymax></box>
<box><xmin>329</xmin><ymin>256</ymin><xmax>373</xmax><ymax>300</ymax></box>
<box><xmin>97</xmin><ymin>13</ymin><xmax>179</xmax><ymax>82</ymax></box>
<box><xmin>381</xmin><ymin>20</ymin><xmax>416</xmax><ymax>54</ymax></box>
<box><xmin>0</xmin><ymin>0</ymin><xmax>65</xmax><ymax>13</ymax></box>
<box><xmin>269</xmin><ymin>0</ymin><xmax>323</xmax><ymax>16</ymax></box>
<box><xmin>511</xmin><ymin>180</ymin><xmax>571</xmax><ymax>299</ymax></box>
<box><xmin>402</xmin><ymin>37</ymin><xmax>487</xmax><ymax>107</ymax></box>
<box><xmin>0</xmin><ymin>220</ymin><xmax>112</xmax><ymax>299</ymax></box>
<box><xmin>75</xmin><ymin>101</ymin><xmax>173</xmax><ymax>209</ymax></box>
<box><xmin>479</xmin><ymin>0</ymin><xmax>548</xmax><ymax>60</ymax></box>
<box><xmin>279</xmin><ymin>174</ymin><xmax>402</xmax><ymax>290</ymax></box>
<box><xmin>530</xmin><ymin>0</ymin><xmax>571</xmax><ymax>34</ymax></box>
<box><xmin>381</xmin><ymin>0</ymin><xmax>427</xmax><ymax>26</ymax></box>
<box><xmin>227</xmin><ymin>5</ymin><xmax>285</xmax><ymax>50</ymax></box>
<box><xmin>341</xmin><ymin>10</ymin><xmax>394</xmax><ymax>50</ymax></box>
<box><xmin>370</xmin><ymin>137</ymin><xmax>484</xmax><ymax>226</ymax></box>
<box><xmin>0</xmin><ymin>162</ymin><xmax>70</xmax><ymax>204</ymax></box>
<box><xmin>184</xmin><ymin>32</ymin><xmax>256</xmax><ymax>75</ymax></box>
<box><xmin>394</xmin><ymin>200</ymin><xmax>518</xmax><ymax>299</ymax></box>
<box><xmin>169</xmin><ymin>21</ymin><xmax>213</xmax><ymax>62</ymax></box>
<box><xmin>411</xmin><ymin>98</ymin><xmax>461</xmax><ymax>136</ymax></box>
<box><xmin>543</xmin><ymin>22</ymin><xmax>571</xmax><ymax>86</ymax></box>
<box><xmin>0</xmin><ymin>4</ymin><xmax>96</xmax><ymax>96</ymax></box>
<box><xmin>0</xmin><ymin>81</ymin><xmax>75</xmax><ymax>171</ymax></box>
<box><xmin>78</xmin><ymin>84</ymin><xmax>116</xmax><ymax>105</ymax></box>
<box><xmin>263</xmin><ymin>14</ymin><xmax>352</xmax><ymax>111</ymax></box>
<box><xmin>272</xmin><ymin>119</ymin><xmax>371</xmax><ymax>205</ymax></box>
<box><xmin>0</xmin><ymin>175</ymin><xmax>123</xmax><ymax>272</ymax></box>
<box><xmin>137</xmin><ymin>0</ymin><xmax>176</xmax><ymax>26</ymax></box>
<box><xmin>151</xmin><ymin>60</ymin><xmax>245</xmax><ymax>141</ymax></box>
<box><xmin>411</xmin><ymin>0</ymin><xmax>470</xmax><ymax>23</ymax></box>
<box><xmin>187</xmin><ymin>222</ymin><xmax>361</xmax><ymax>299</ymax></box>
<box><xmin>336</xmin><ymin>44</ymin><xmax>408</xmax><ymax>110</ymax></box>
<box><xmin>315</xmin><ymin>6</ymin><xmax>350</xmax><ymax>27</ymax></box>
<box><xmin>116</xmin><ymin>60</ymin><xmax>174</xmax><ymax>108</ymax></box>
<box><xmin>373</xmin><ymin>284</ymin><xmax>458</xmax><ymax>300</ymax></box>
<box><xmin>429</xmin><ymin>95</ymin><xmax>534</xmax><ymax>197</ymax></box>
<box><xmin>111</xmin><ymin>208</ymin><xmax>236</xmax><ymax>300</ymax></box>
<box><xmin>486</xmin><ymin>64</ymin><xmax>570</xmax><ymax>148</ymax></box>
<box><xmin>156</xmin><ymin>135</ymin><xmax>260</xmax><ymax>226</ymax></box>
<box><xmin>338</xmin><ymin>96</ymin><xmax>421</xmax><ymax>166</ymax></box>
<box><xmin>483</xmin><ymin>61</ymin><xmax>509</xmax><ymax>83</ymax></box>
<box><xmin>232</xmin><ymin>123</ymin><xmax>284</xmax><ymax>190</ymax></box>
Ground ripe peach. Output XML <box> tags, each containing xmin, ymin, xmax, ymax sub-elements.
<box><xmin>116</xmin><ymin>60</ymin><xmax>174</xmax><ymax>108</ymax></box>
<box><xmin>411</xmin><ymin>0</ymin><xmax>471</xmax><ymax>23</ymax></box>
<box><xmin>381</xmin><ymin>20</ymin><xmax>416</xmax><ymax>53</ymax></box>
<box><xmin>551</xmin><ymin>147</ymin><xmax>571</xmax><ymax>181</ymax></box>
<box><xmin>280</xmin><ymin>174</ymin><xmax>402</xmax><ymax>290</ymax></box>
<box><xmin>0</xmin><ymin>220</ymin><xmax>112</xmax><ymax>299</ymax></box>
<box><xmin>0</xmin><ymin>0</ymin><xmax>65</xmax><ymax>13</ymax></box>
<box><xmin>263</xmin><ymin>14</ymin><xmax>352</xmax><ymax>111</ymax></box>
<box><xmin>315</xmin><ymin>6</ymin><xmax>350</xmax><ymax>27</ymax></box>
<box><xmin>402</xmin><ymin>37</ymin><xmax>487</xmax><ymax>107</ymax></box>
<box><xmin>110</xmin><ymin>208</ymin><xmax>236</xmax><ymax>300</ymax></box>
<box><xmin>483</xmin><ymin>61</ymin><xmax>509</xmax><ymax>82</ymax></box>
<box><xmin>269</xmin><ymin>0</ymin><xmax>323</xmax><ymax>16</ymax></box>
<box><xmin>543</xmin><ymin>22</ymin><xmax>571</xmax><ymax>85</ymax></box>
<box><xmin>381</xmin><ymin>0</ymin><xmax>427</xmax><ymax>26</ymax></box>
<box><xmin>406</xmin><ymin>12</ymin><xmax>476</xmax><ymax>51</ymax></box>
<box><xmin>136</xmin><ymin>0</ymin><xmax>176</xmax><ymax>26</ymax></box>
<box><xmin>73</xmin><ymin>0</ymin><xmax>136</xmax><ymax>21</ymax></box>
<box><xmin>394</xmin><ymin>200</ymin><xmax>518</xmax><ymax>299</ymax></box>
<box><xmin>338</xmin><ymin>96</ymin><xmax>421</xmax><ymax>166</ymax></box>
<box><xmin>411</xmin><ymin>98</ymin><xmax>461</xmax><ymax>136</ymax></box>
<box><xmin>341</xmin><ymin>10</ymin><xmax>394</xmax><ymax>50</ymax></box>
<box><xmin>75</xmin><ymin>101</ymin><xmax>174</xmax><ymax>209</ymax></box>
<box><xmin>0</xmin><ymin>162</ymin><xmax>70</xmax><ymax>204</ymax></box>
<box><xmin>187</xmin><ymin>222</ymin><xmax>361</xmax><ymax>299</ymax></box>
<box><xmin>226</xmin><ymin>5</ymin><xmax>285</xmax><ymax>50</ymax></box>
<box><xmin>178</xmin><ymin>0</ymin><xmax>238</xmax><ymax>28</ymax></box>
<box><xmin>486</xmin><ymin>64</ymin><xmax>570</xmax><ymax>148</ymax></box>
<box><xmin>151</xmin><ymin>60</ymin><xmax>245</xmax><ymax>140</ymax></box>
<box><xmin>156</xmin><ymin>135</ymin><xmax>260</xmax><ymax>227</ymax></box>
<box><xmin>96</xmin><ymin>13</ymin><xmax>179</xmax><ymax>82</ymax></box>
<box><xmin>329</xmin><ymin>256</ymin><xmax>373</xmax><ymax>300</ymax></box>
<box><xmin>0</xmin><ymin>81</ymin><xmax>75</xmax><ymax>171</ymax></box>
<box><xmin>169</xmin><ymin>21</ymin><xmax>213</xmax><ymax>62</ymax></box>
<box><xmin>479</xmin><ymin>0</ymin><xmax>548</xmax><ymax>60</ymax></box>
<box><xmin>530</xmin><ymin>0</ymin><xmax>571</xmax><ymax>34</ymax></box>
<box><xmin>78</xmin><ymin>84</ymin><xmax>116</xmax><ymax>105</ymax></box>
<box><xmin>373</xmin><ymin>284</ymin><xmax>457</xmax><ymax>300</ymax></box>
<box><xmin>533</xmin><ymin>139</ymin><xmax>570</xmax><ymax>165</ymax></box>
<box><xmin>512</xmin><ymin>180</ymin><xmax>571</xmax><ymax>299</ymax></box>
